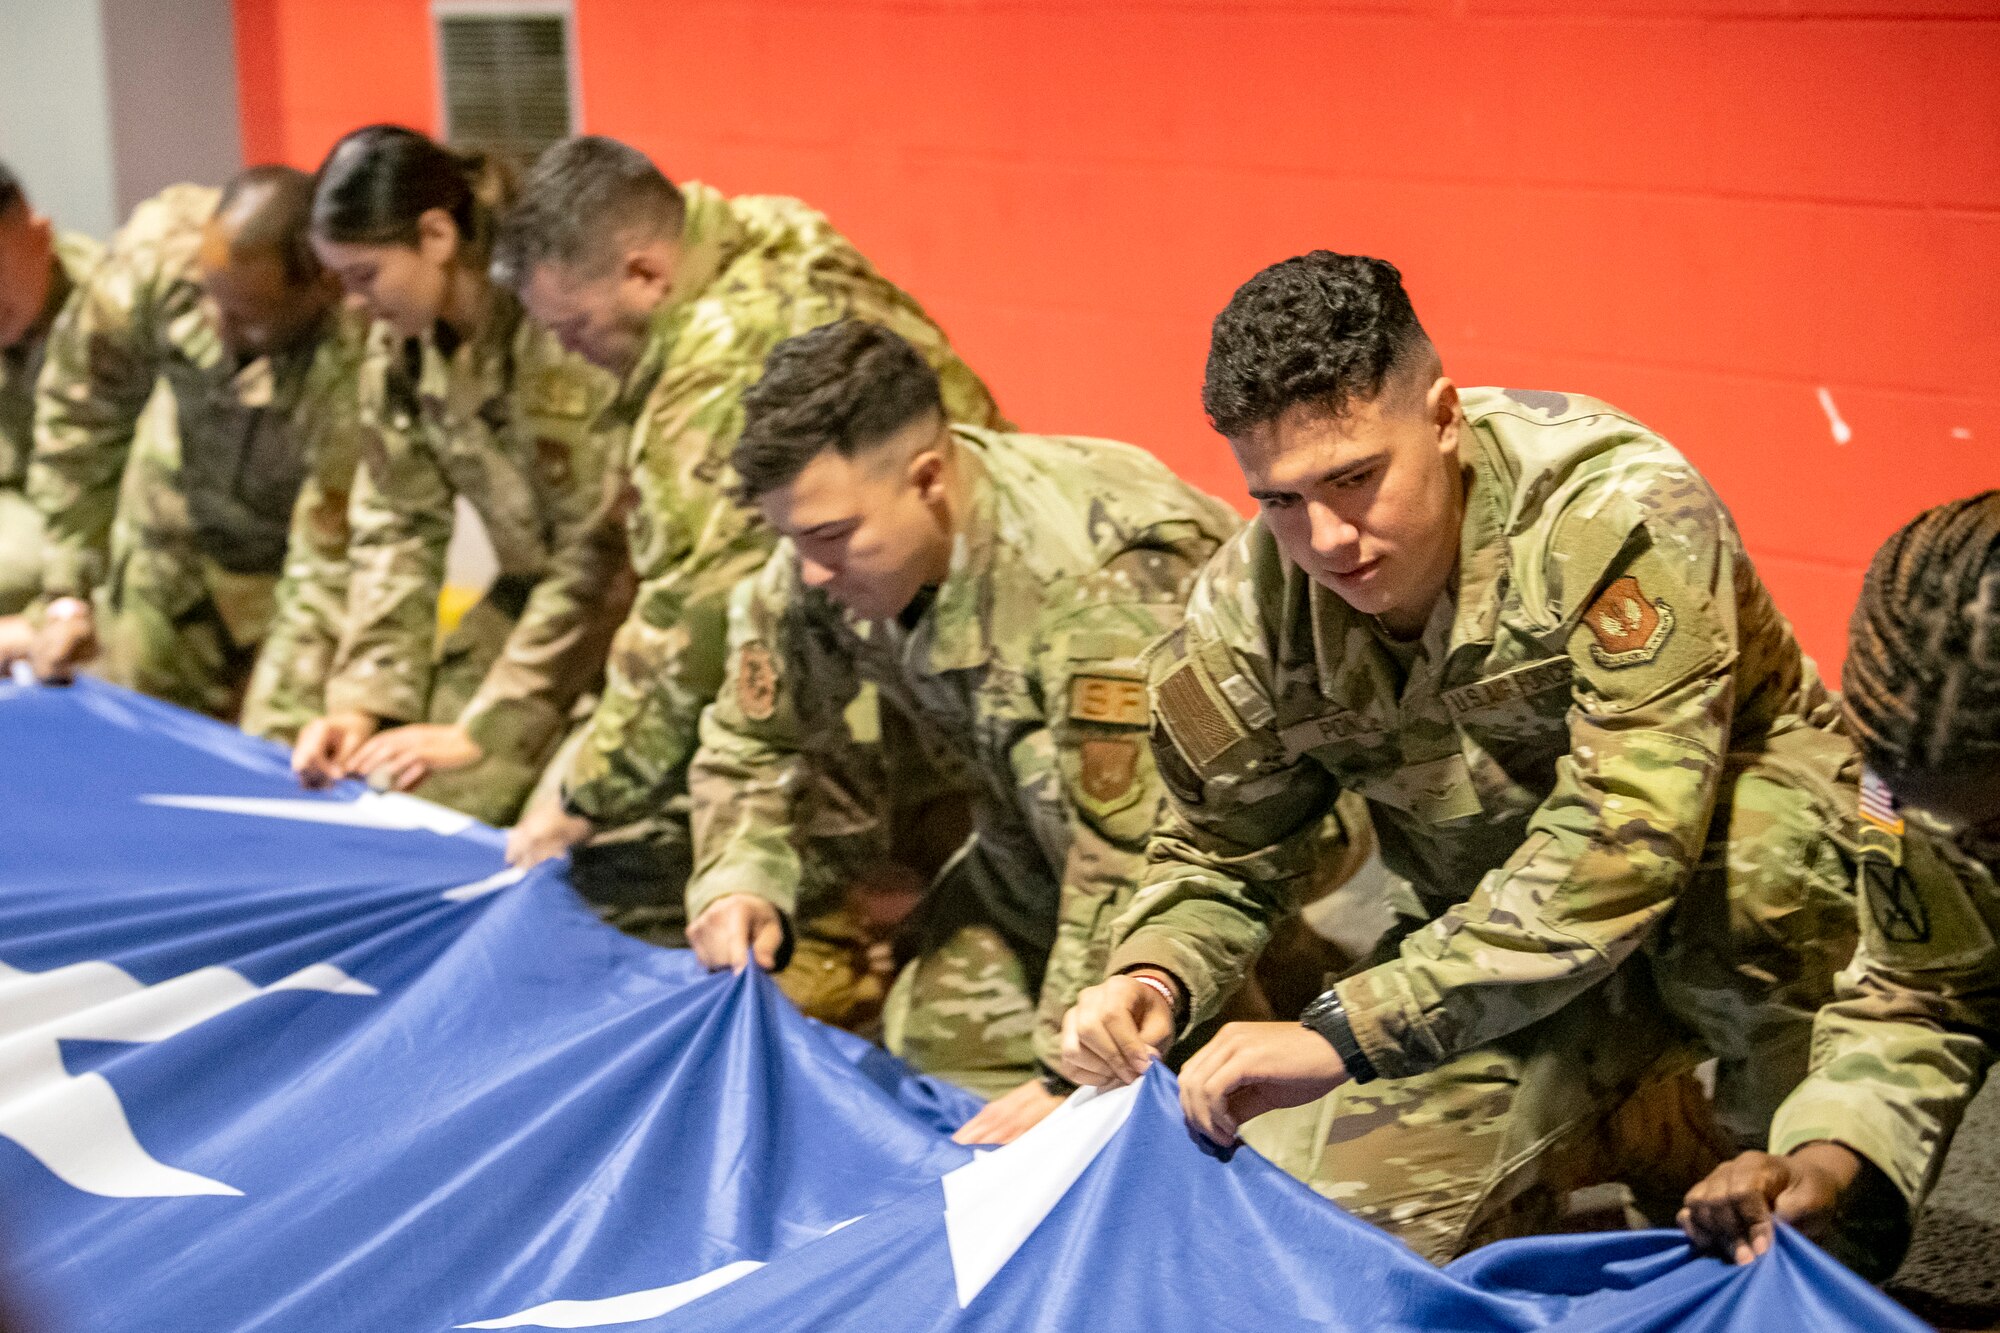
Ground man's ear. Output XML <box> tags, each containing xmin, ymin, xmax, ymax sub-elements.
<box><xmin>623</xmin><ymin>239</ymin><xmax>677</xmax><ymax>303</ymax></box>
<box><xmin>416</xmin><ymin>207</ymin><xmax>461</xmax><ymax>267</ymax></box>
<box><xmin>908</xmin><ymin>445</ymin><xmax>949</xmax><ymax>504</ymax></box>
<box><xmin>1427</xmin><ymin>376</ymin><xmax>1461</xmax><ymax>460</ymax></box>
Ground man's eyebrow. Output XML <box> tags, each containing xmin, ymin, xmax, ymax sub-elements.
<box><xmin>1248</xmin><ymin>453</ymin><xmax>1382</xmax><ymax>500</ymax></box>
<box><xmin>798</xmin><ymin>516</ymin><xmax>858</xmax><ymax>538</ymax></box>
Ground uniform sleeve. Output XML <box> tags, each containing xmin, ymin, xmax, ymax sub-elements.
<box><xmin>323</xmin><ymin>357</ymin><xmax>451</xmax><ymax>725</ymax></box>
<box><xmin>1026</xmin><ymin>548</ymin><xmax>1223</xmax><ymax>1069</ymax></box>
<box><xmin>1769</xmin><ymin>824</ymin><xmax>2000</xmax><ymax>1217</ymax></box>
<box><xmin>560</xmin><ymin>357</ymin><xmax>776</xmax><ymax>827</ymax></box>
<box><xmin>453</xmin><ymin>368</ymin><xmax>627</xmax><ymax>765</ymax></box>
<box><xmin>1103</xmin><ymin>534</ymin><xmax>1346</xmax><ymax>1032</ymax></box>
<box><xmin>684</xmin><ymin>552</ymin><xmax>861</xmax><ymax>922</ymax></box>
<box><xmin>1332</xmin><ymin>492</ymin><xmax>1738</xmax><ymax>1080</ymax></box>
<box><xmin>27</xmin><ymin>237</ymin><xmax>163</xmax><ymax>598</ymax></box>
<box><xmin>239</xmin><ymin>336</ymin><xmax>368</xmax><ymax>743</ymax></box>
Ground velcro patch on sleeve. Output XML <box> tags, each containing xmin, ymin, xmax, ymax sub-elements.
<box><xmin>1583</xmin><ymin>575</ymin><xmax>1675</xmax><ymax>668</ymax></box>
<box><xmin>1154</xmin><ymin>660</ymin><xmax>1246</xmax><ymax>768</ymax></box>
<box><xmin>1068</xmin><ymin>673</ymin><xmax>1149</xmax><ymax>728</ymax></box>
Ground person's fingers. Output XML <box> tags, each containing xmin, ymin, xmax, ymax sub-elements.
<box><xmin>953</xmin><ymin>1107</ymin><xmax>999</xmax><ymax>1145</ymax></box>
<box><xmin>1099</xmin><ymin>1004</ymin><xmax>1154</xmax><ymax>1083</ymax></box>
<box><xmin>1059</xmin><ymin>1010</ymin><xmax>1118</xmax><ymax>1087</ymax></box>
<box><xmin>751</xmin><ymin>914</ymin><xmax>783</xmax><ymax>970</ymax></box>
<box><xmin>390</xmin><ymin>758</ymin><xmax>429</xmax><ymax>792</ymax></box>
<box><xmin>687</xmin><ymin>917</ymin><xmax>725</xmax><ymax>971</ymax></box>
<box><xmin>1179</xmin><ymin>1060</ymin><xmax>1230</xmax><ymax>1146</ymax></box>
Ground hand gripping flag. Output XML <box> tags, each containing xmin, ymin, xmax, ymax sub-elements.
<box><xmin>0</xmin><ymin>679</ymin><xmax>1925</xmax><ymax>1331</ymax></box>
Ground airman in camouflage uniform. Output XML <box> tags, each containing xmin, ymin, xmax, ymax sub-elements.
<box><xmin>27</xmin><ymin>179</ymin><xmax>364</xmax><ymax>716</ymax></box>
<box><xmin>0</xmin><ymin>168</ymin><xmax>99</xmax><ymax>614</ymax></box>
<box><xmin>309</xmin><ymin>294</ymin><xmax>625</xmax><ymax>826</ymax></box>
<box><xmin>1064</xmin><ymin>252</ymin><xmax>1872</xmax><ymax>1262</ymax></box>
<box><xmin>1682</xmin><ymin>493</ymin><xmax>2000</xmax><ymax>1278</ymax></box>
<box><xmin>689</xmin><ymin>350</ymin><xmax>1239</xmax><ymax>1106</ymax></box>
<box><xmin>496</xmin><ymin>137</ymin><xmax>1002</xmax><ymax>947</ymax></box>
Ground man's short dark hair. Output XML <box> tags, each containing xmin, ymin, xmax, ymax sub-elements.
<box><xmin>0</xmin><ymin>161</ymin><xmax>26</xmax><ymax>219</ymax></box>
<box><xmin>1202</xmin><ymin>251</ymin><xmax>1433</xmax><ymax>438</ymax></box>
<box><xmin>493</xmin><ymin>135</ymin><xmax>686</xmax><ymax>285</ymax></box>
<box><xmin>732</xmin><ymin>320</ymin><xmax>945</xmax><ymax>502</ymax></box>
<box><xmin>218</xmin><ymin>163</ymin><xmax>322</xmax><ymax>285</ymax></box>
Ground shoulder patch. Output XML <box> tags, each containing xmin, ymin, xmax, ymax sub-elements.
<box><xmin>1078</xmin><ymin>738</ymin><xmax>1141</xmax><ymax>805</ymax></box>
<box><xmin>1864</xmin><ymin>860</ymin><xmax>1930</xmax><ymax>944</ymax></box>
<box><xmin>1583</xmin><ymin>575</ymin><xmax>1675</xmax><ymax>668</ymax></box>
<box><xmin>528</xmin><ymin>368</ymin><xmax>592</xmax><ymax>420</ymax></box>
<box><xmin>1503</xmin><ymin>388</ymin><xmax>1571</xmax><ymax>416</ymax></box>
<box><xmin>1859</xmin><ymin>768</ymin><xmax>1905</xmax><ymax>838</ymax></box>
<box><xmin>534</xmin><ymin>436</ymin><xmax>574</xmax><ymax>491</ymax></box>
<box><xmin>737</xmin><ymin>643</ymin><xmax>778</xmax><ymax>721</ymax></box>
<box><xmin>1069</xmin><ymin>673</ymin><xmax>1148</xmax><ymax>728</ymax></box>
<box><xmin>1150</xmin><ymin>717</ymin><xmax>1204</xmax><ymax>806</ymax></box>
<box><xmin>1155</xmin><ymin>661</ymin><xmax>1245</xmax><ymax>768</ymax></box>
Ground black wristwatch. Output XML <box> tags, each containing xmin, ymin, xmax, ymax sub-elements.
<box><xmin>1299</xmin><ymin>989</ymin><xmax>1378</xmax><ymax>1084</ymax></box>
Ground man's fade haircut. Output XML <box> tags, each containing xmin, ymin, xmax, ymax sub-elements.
<box><xmin>217</xmin><ymin>164</ymin><xmax>322</xmax><ymax>285</ymax></box>
<box><xmin>493</xmin><ymin>136</ymin><xmax>686</xmax><ymax>287</ymax></box>
<box><xmin>1202</xmin><ymin>250</ymin><xmax>1434</xmax><ymax>438</ymax></box>
<box><xmin>0</xmin><ymin>161</ymin><xmax>25</xmax><ymax>219</ymax></box>
<box><xmin>732</xmin><ymin>320</ymin><xmax>944</xmax><ymax>503</ymax></box>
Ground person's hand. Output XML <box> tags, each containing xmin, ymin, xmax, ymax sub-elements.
<box><xmin>30</xmin><ymin>598</ymin><xmax>96</xmax><ymax>683</ymax></box>
<box><xmin>348</xmin><ymin>723</ymin><xmax>484</xmax><ymax>792</ymax></box>
<box><xmin>0</xmin><ymin>616</ymin><xmax>33</xmax><ymax>673</ymax></box>
<box><xmin>687</xmin><ymin>894</ymin><xmax>785</xmax><ymax>973</ymax></box>
<box><xmin>507</xmin><ymin>799</ymin><xmax>593</xmax><ymax>869</ymax></box>
<box><xmin>292</xmin><ymin>711</ymin><xmax>381</xmax><ymax>787</ymax></box>
<box><xmin>1678</xmin><ymin>1144</ymin><xmax>1861</xmax><ymax>1264</ymax></box>
<box><xmin>1178</xmin><ymin>1021</ymin><xmax>1348</xmax><ymax>1148</ymax></box>
<box><xmin>1059</xmin><ymin>970</ymin><xmax>1180</xmax><ymax>1087</ymax></box>
<box><xmin>953</xmin><ymin>1077</ymin><xmax>1068</xmax><ymax>1146</ymax></box>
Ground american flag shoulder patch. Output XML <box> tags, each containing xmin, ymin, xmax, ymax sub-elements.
<box><xmin>1859</xmin><ymin>768</ymin><xmax>1905</xmax><ymax>837</ymax></box>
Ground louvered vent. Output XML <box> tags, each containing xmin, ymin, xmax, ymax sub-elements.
<box><xmin>436</xmin><ymin>7</ymin><xmax>573</xmax><ymax>169</ymax></box>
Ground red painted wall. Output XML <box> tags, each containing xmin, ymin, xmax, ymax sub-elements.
<box><xmin>234</xmin><ymin>0</ymin><xmax>2000</xmax><ymax>675</ymax></box>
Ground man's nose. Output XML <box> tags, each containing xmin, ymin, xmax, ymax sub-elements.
<box><xmin>1306</xmin><ymin>501</ymin><xmax>1359</xmax><ymax>556</ymax></box>
<box><xmin>799</xmin><ymin>556</ymin><xmax>836</xmax><ymax>590</ymax></box>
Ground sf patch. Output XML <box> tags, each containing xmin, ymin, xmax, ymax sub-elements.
<box><xmin>1068</xmin><ymin>673</ymin><xmax>1148</xmax><ymax>728</ymax></box>
<box><xmin>737</xmin><ymin>643</ymin><xmax>778</xmax><ymax>721</ymax></box>
<box><xmin>1584</xmin><ymin>575</ymin><xmax>1676</xmax><ymax>669</ymax></box>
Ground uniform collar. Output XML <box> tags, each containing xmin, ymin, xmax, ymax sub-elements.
<box><xmin>916</xmin><ymin>430</ymin><xmax>997</xmax><ymax>674</ymax></box>
<box><xmin>607</xmin><ymin>181</ymin><xmax>745</xmax><ymax>422</ymax></box>
<box><xmin>1443</xmin><ymin>418</ymin><xmax>1514</xmax><ymax>663</ymax></box>
<box><xmin>416</xmin><ymin>286</ymin><xmax>521</xmax><ymax>414</ymax></box>
<box><xmin>22</xmin><ymin>249</ymin><xmax>74</xmax><ymax>349</ymax></box>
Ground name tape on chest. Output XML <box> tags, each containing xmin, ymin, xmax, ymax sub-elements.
<box><xmin>1279</xmin><ymin>709</ymin><xmax>1391</xmax><ymax>757</ymax></box>
<box><xmin>1440</xmin><ymin>658</ymin><xmax>1572</xmax><ymax>723</ymax></box>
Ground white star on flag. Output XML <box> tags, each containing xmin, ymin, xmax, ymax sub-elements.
<box><xmin>0</xmin><ymin>955</ymin><xmax>376</xmax><ymax>1197</ymax></box>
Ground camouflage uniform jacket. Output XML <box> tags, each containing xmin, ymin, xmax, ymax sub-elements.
<box><xmin>688</xmin><ymin>427</ymin><xmax>1240</xmax><ymax>1068</ymax></box>
<box><xmin>559</xmin><ymin>180</ymin><xmax>1004</xmax><ymax>829</ymax></box>
<box><xmin>2</xmin><ymin>232</ymin><xmax>100</xmax><ymax>498</ymax></box>
<box><xmin>1109</xmin><ymin>387</ymin><xmax>1844</xmax><ymax>1081</ymax></box>
<box><xmin>1770</xmin><ymin>799</ymin><xmax>1999</xmax><ymax>1217</ymax></box>
<box><xmin>323</xmin><ymin>292</ymin><xmax>622</xmax><ymax>765</ymax></box>
<box><xmin>30</xmin><ymin>185</ymin><xmax>368</xmax><ymax>628</ymax></box>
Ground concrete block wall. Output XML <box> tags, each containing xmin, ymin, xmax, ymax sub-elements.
<box><xmin>234</xmin><ymin>0</ymin><xmax>2000</xmax><ymax>674</ymax></box>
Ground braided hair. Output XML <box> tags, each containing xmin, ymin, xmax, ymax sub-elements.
<box><xmin>1845</xmin><ymin>492</ymin><xmax>2000</xmax><ymax>777</ymax></box>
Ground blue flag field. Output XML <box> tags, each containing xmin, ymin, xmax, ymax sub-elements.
<box><xmin>0</xmin><ymin>678</ymin><xmax>1927</xmax><ymax>1331</ymax></box>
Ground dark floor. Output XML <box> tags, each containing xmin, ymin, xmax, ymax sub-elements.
<box><xmin>1891</xmin><ymin>1077</ymin><xmax>2000</xmax><ymax>1332</ymax></box>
